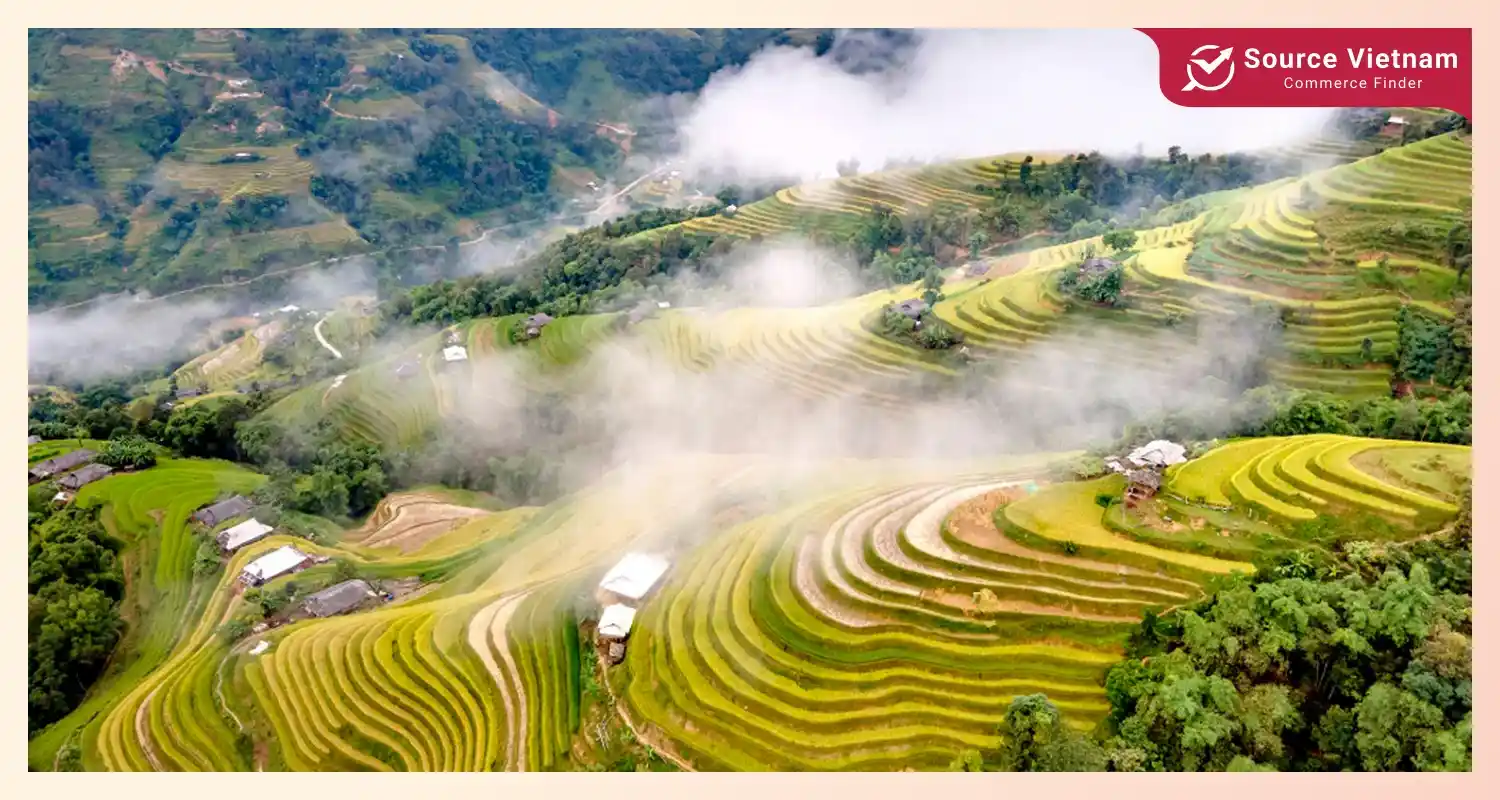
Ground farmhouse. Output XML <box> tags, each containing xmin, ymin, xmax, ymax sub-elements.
<box><xmin>1126</xmin><ymin>440</ymin><xmax>1187</xmax><ymax>469</ymax></box>
<box><xmin>58</xmin><ymin>464</ymin><xmax>114</xmax><ymax>491</ymax></box>
<box><xmin>724</xmin><ymin>204</ymin><xmax>738</xmax><ymax>216</ymax></box>
<box><xmin>27</xmin><ymin>435</ymin><xmax>41</xmax><ymax>446</ymax></box>
<box><xmin>597</xmin><ymin>552</ymin><xmax>671</xmax><ymax>605</ymax></box>
<box><xmin>217</xmin><ymin>518</ymin><xmax>275</xmax><ymax>552</ymax></box>
<box><xmin>523</xmin><ymin>313</ymin><xmax>554</xmax><ymax>338</ymax></box>
<box><xmin>1380</xmin><ymin>115</ymin><xmax>1409</xmax><ymax>136</ymax></box>
<box><xmin>240</xmin><ymin>545</ymin><xmax>311</xmax><ymax>587</ymax></box>
<box><xmin>1124</xmin><ymin>469</ymin><xmax>1162</xmax><ymax>509</ymax></box>
<box><xmin>303</xmin><ymin>579</ymin><xmax>375</xmax><ymax>618</ymax></box>
<box><xmin>1080</xmin><ymin>256</ymin><xmax>1118</xmax><ymax>276</ymax></box>
<box><xmin>29</xmin><ymin>448</ymin><xmax>97</xmax><ymax>483</ymax></box>
<box><xmin>894</xmin><ymin>299</ymin><xmax>928</xmax><ymax>320</ymax></box>
<box><xmin>193</xmin><ymin>495</ymin><xmax>253</xmax><ymax>527</ymax></box>
<box><xmin>597</xmin><ymin>603</ymin><xmax>638</xmax><ymax>664</ymax></box>
<box><xmin>442</xmin><ymin>345</ymin><xmax>469</xmax><ymax>363</ymax></box>
<box><xmin>52</xmin><ymin>491</ymin><xmax>75</xmax><ymax>506</ymax></box>
<box><xmin>175</xmin><ymin>387</ymin><xmax>203</xmax><ymax>400</ymax></box>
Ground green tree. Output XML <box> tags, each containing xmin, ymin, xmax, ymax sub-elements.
<box><xmin>967</xmin><ymin>230</ymin><xmax>989</xmax><ymax>257</ymax></box>
<box><xmin>994</xmin><ymin>694</ymin><xmax>1106</xmax><ymax>772</ymax></box>
<box><xmin>1101</xmin><ymin>229</ymin><xmax>1138</xmax><ymax>253</ymax></box>
<box><xmin>98</xmin><ymin>434</ymin><xmax>157</xmax><ymax>470</ymax></box>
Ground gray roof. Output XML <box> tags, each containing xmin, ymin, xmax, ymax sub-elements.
<box><xmin>304</xmin><ymin>579</ymin><xmax>373</xmax><ymax>617</ymax></box>
<box><xmin>525</xmin><ymin>313</ymin><xmax>553</xmax><ymax>328</ymax></box>
<box><xmin>194</xmin><ymin>495</ymin><xmax>253</xmax><ymax>525</ymax></box>
<box><xmin>1081</xmin><ymin>257</ymin><xmax>1118</xmax><ymax>274</ymax></box>
<box><xmin>30</xmin><ymin>449</ymin><xmax>97</xmax><ymax>479</ymax></box>
<box><xmin>894</xmin><ymin>299</ymin><xmax>929</xmax><ymax>319</ymax></box>
<box><xmin>26</xmin><ymin>435</ymin><xmax>41</xmax><ymax>446</ymax></box>
<box><xmin>1125</xmin><ymin>469</ymin><xmax>1162</xmax><ymax>490</ymax></box>
<box><xmin>58</xmin><ymin>463</ymin><xmax>114</xmax><ymax>490</ymax></box>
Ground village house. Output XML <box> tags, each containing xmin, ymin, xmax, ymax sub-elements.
<box><xmin>597</xmin><ymin>604</ymin><xmax>637</xmax><ymax>664</ymax></box>
<box><xmin>58</xmin><ymin>464</ymin><xmax>114</xmax><ymax>491</ymax></box>
<box><xmin>1126</xmin><ymin>440</ymin><xmax>1188</xmax><ymax>470</ymax></box>
<box><xmin>217</xmin><ymin>518</ymin><xmax>275</xmax><ymax>553</ymax></box>
<box><xmin>1080</xmin><ymin>256</ymin><xmax>1118</xmax><ymax>276</ymax></box>
<box><xmin>1380</xmin><ymin>115</ymin><xmax>1409</xmax><ymax>137</ymax></box>
<box><xmin>303</xmin><ymin>579</ymin><xmax>375</xmax><ymax>618</ymax></box>
<box><xmin>894</xmin><ymin>299</ymin><xmax>929</xmax><ymax>321</ymax></box>
<box><xmin>27</xmin><ymin>435</ymin><xmax>41</xmax><ymax>446</ymax></box>
<box><xmin>442</xmin><ymin>345</ymin><xmax>469</xmax><ymax>364</ymax></box>
<box><xmin>239</xmin><ymin>545</ymin><xmax>312</xmax><ymax>587</ymax></box>
<box><xmin>175</xmin><ymin>387</ymin><xmax>204</xmax><ymax>400</ymax></box>
<box><xmin>193</xmin><ymin>495</ymin><xmax>253</xmax><ymax>527</ymax></box>
<box><xmin>52</xmin><ymin>490</ymin><xmax>75</xmax><ymax>506</ymax></box>
<box><xmin>597</xmin><ymin>552</ymin><xmax>671</xmax><ymax>606</ymax></box>
<box><xmin>1124</xmin><ymin>469</ymin><xmax>1163</xmax><ymax>509</ymax></box>
<box><xmin>29</xmin><ymin>449</ymin><xmax>97</xmax><ymax>483</ymax></box>
<box><xmin>523</xmin><ymin>313</ymin><xmax>554</xmax><ymax>339</ymax></box>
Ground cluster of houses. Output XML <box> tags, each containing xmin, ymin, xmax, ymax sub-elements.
<box><xmin>29</xmin><ymin>448</ymin><xmax>115</xmax><ymax>505</ymax></box>
<box><xmin>186</xmin><ymin>493</ymin><xmax>381</xmax><ymax>622</ymax></box>
<box><xmin>1105</xmin><ymin>439</ymin><xmax>1188</xmax><ymax>510</ymax></box>
<box><xmin>594</xmin><ymin>552</ymin><xmax>672</xmax><ymax>665</ymax></box>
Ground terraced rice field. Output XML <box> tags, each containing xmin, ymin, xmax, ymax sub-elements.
<box><xmin>33</xmin><ymin>435</ymin><xmax>1467</xmax><ymax>771</ymax></box>
<box><xmin>27</xmin><ymin>459</ymin><xmax>267</xmax><ymax>771</ymax></box>
<box><xmin>157</xmin><ymin>145</ymin><xmax>316</xmax><ymax>200</ymax></box>
<box><xmin>1167</xmin><ymin>434</ymin><xmax>1467</xmax><ymax>527</ymax></box>
<box><xmin>673</xmin><ymin>156</ymin><xmax>1034</xmax><ymax>241</ymax></box>
<box><xmin>175</xmin><ymin>320</ymin><xmax>283</xmax><ymax>390</ymax></box>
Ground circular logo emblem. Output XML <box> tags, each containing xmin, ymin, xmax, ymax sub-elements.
<box><xmin>1182</xmin><ymin>44</ymin><xmax>1236</xmax><ymax>92</ymax></box>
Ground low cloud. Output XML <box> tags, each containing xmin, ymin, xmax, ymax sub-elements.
<box><xmin>671</xmin><ymin>29</ymin><xmax>1336</xmax><ymax>184</ymax></box>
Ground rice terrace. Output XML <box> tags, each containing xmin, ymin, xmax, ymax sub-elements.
<box><xmin>27</xmin><ymin>28</ymin><xmax>1473</xmax><ymax>773</ymax></box>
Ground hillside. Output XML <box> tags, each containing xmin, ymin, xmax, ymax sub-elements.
<box><xmin>26</xmin><ymin>432</ymin><xmax>1469</xmax><ymax>771</ymax></box>
<box><xmin>241</xmin><ymin>131</ymin><xmax>1472</xmax><ymax>452</ymax></box>
<box><xmin>26</xmin><ymin>32</ymin><xmax>1472</xmax><ymax>772</ymax></box>
<box><xmin>27</xmin><ymin>28</ymin><xmax>828</xmax><ymax>308</ymax></box>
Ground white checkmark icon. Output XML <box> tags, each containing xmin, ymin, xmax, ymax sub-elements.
<box><xmin>1190</xmin><ymin>47</ymin><xmax>1234</xmax><ymax>74</ymax></box>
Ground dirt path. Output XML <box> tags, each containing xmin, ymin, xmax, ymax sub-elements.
<box><xmin>321</xmin><ymin>91</ymin><xmax>379</xmax><ymax>121</ymax></box>
<box><xmin>313</xmin><ymin>314</ymin><xmax>343</xmax><ymax>359</ymax></box>
<box><xmin>134</xmin><ymin>689</ymin><xmax>167</xmax><ymax>771</ymax></box>
<box><xmin>467</xmin><ymin>592</ymin><xmax>532</xmax><ymax>771</ymax></box>
<box><xmin>594</xmin><ymin>649</ymin><xmax>695</xmax><ymax>772</ymax></box>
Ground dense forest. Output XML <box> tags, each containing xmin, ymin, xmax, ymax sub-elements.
<box><xmin>944</xmin><ymin>488</ymin><xmax>1473</xmax><ymax>772</ymax></box>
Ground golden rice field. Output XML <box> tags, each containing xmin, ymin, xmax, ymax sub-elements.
<box><xmin>30</xmin><ymin>435</ymin><xmax>1467</xmax><ymax>771</ymax></box>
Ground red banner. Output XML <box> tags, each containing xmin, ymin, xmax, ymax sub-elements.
<box><xmin>1136</xmin><ymin>28</ymin><xmax>1471</xmax><ymax>119</ymax></box>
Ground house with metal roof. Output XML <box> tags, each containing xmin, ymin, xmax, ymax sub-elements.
<box><xmin>597</xmin><ymin>553</ymin><xmax>671</xmax><ymax>603</ymax></box>
<box><xmin>29</xmin><ymin>448</ymin><xmax>97</xmax><ymax>483</ymax></box>
<box><xmin>57</xmin><ymin>463</ymin><xmax>113</xmax><ymax>491</ymax></box>
<box><xmin>194</xmin><ymin>495</ymin><xmax>253</xmax><ymax>527</ymax></box>
<box><xmin>303</xmin><ymin>579</ymin><xmax>374</xmax><ymax>618</ymax></box>
<box><xmin>217</xmin><ymin>518</ymin><xmax>275</xmax><ymax>552</ymax></box>
<box><xmin>239</xmin><ymin>546</ymin><xmax>311</xmax><ymax>586</ymax></box>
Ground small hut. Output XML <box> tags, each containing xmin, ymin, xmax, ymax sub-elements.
<box><xmin>304</xmin><ymin>579</ymin><xmax>375</xmax><ymax>618</ymax></box>
<box><xmin>193</xmin><ymin>495</ymin><xmax>253</xmax><ymax>527</ymax></box>
<box><xmin>57</xmin><ymin>464</ymin><xmax>113</xmax><ymax>491</ymax></box>
<box><xmin>523</xmin><ymin>313</ymin><xmax>553</xmax><ymax>339</ymax></box>
<box><xmin>893</xmin><ymin>299</ymin><xmax>928</xmax><ymax>321</ymax></box>
<box><xmin>1124</xmin><ymin>469</ymin><xmax>1162</xmax><ymax>509</ymax></box>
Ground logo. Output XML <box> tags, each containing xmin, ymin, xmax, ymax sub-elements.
<box><xmin>1182</xmin><ymin>44</ymin><xmax>1236</xmax><ymax>91</ymax></box>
